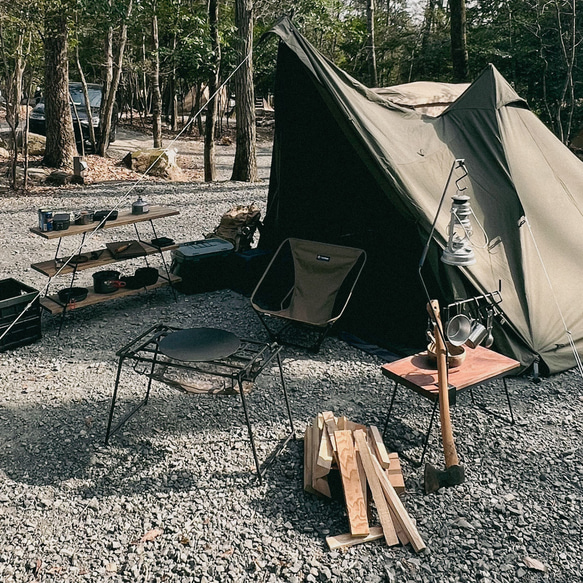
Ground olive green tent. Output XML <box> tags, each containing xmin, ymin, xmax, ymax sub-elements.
<box><xmin>259</xmin><ymin>17</ymin><xmax>583</xmax><ymax>374</ymax></box>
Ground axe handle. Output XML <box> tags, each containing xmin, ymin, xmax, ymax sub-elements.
<box><xmin>427</xmin><ymin>300</ymin><xmax>460</xmax><ymax>469</ymax></box>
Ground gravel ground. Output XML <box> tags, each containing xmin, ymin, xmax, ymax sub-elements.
<box><xmin>0</xmin><ymin>169</ymin><xmax>582</xmax><ymax>582</ymax></box>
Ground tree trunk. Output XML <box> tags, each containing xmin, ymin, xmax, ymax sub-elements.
<box><xmin>450</xmin><ymin>0</ymin><xmax>468</xmax><ymax>82</ymax></box>
<box><xmin>231</xmin><ymin>0</ymin><xmax>257</xmax><ymax>182</ymax></box>
<box><xmin>204</xmin><ymin>0</ymin><xmax>220</xmax><ymax>182</ymax></box>
<box><xmin>75</xmin><ymin>38</ymin><xmax>97</xmax><ymax>153</ymax></box>
<box><xmin>43</xmin><ymin>12</ymin><xmax>77</xmax><ymax>168</ymax></box>
<box><xmin>366</xmin><ymin>0</ymin><xmax>378</xmax><ymax>87</ymax></box>
<box><xmin>151</xmin><ymin>6</ymin><xmax>162</xmax><ymax>148</ymax></box>
<box><xmin>97</xmin><ymin>0</ymin><xmax>132</xmax><ymax>156</ymax></box>
<box><xmin>3</xmin><ymin>30</ymin><xmax>24</xmax><ymax>187</ymax></box>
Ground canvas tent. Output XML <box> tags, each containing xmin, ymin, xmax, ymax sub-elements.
<box><xmin>259</xmin><ymin>16</ymin><xmax>583</xmax><ymax>374</ymax></box>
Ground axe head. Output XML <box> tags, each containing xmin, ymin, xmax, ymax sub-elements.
<box><xmin>424</xmin><ymin>463</ymin><xmax>465</xmax><ymax>494</ymax></box>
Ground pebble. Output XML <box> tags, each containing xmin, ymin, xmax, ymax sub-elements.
<box><xmin>0</xmin><ymin>179</ymin><xmax>581</xmax><ymax>582</ymax></box>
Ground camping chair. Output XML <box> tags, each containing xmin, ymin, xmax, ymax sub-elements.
<box><xmin>250</xmin><ymin>238</ymin><xmax>367</xmax><ymax>352</ymax></box>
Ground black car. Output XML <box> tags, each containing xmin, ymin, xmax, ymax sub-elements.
<box><xmin>29</xmin><ymin>82</ymin><xmax>117</xmax><ymax>149</ymax></box>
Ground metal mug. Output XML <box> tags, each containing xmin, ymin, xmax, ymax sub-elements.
<box><xmin>466</xmin><ymin>319</ymin><xmax>488</xmax><ymax>348</ymax></box>
<box><xmin>446</xmin><ymin>314</ymin><xmax>472</xmax><ymax>346</ymax></box>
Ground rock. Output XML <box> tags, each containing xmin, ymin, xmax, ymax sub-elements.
<box><xmin>46</xmin><ymin>170</ymin><xmax>73</xmax><ymax>185</ymax></box>
<box><xmin>126</xmin><ymin>147</ymin><xmax>180</xmax><ymax>178</ymax></box>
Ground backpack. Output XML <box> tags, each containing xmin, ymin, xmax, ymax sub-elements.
<box><xmin>207</xmin><ymin>204</ymin><xmax>261</xmax><ymax>252</ymax></box>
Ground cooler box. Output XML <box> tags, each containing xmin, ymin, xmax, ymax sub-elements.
<box><xmin>226</xmin><ymin>248</ymin><xmax>273</xmax><ymax>296</ymax></box>
<box><xmin>170</xmin><ymin>238</ymin><xmax>234</xmax><ymax>294</ymax></box>
<box><xmin>0</xmin><ymin>278</ymin><xmax>42</xmax><ymax>351</ymax></box>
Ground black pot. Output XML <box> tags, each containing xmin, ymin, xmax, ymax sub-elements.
<box><xmin>135</xmin><ymin>267</ymin><xmax>159</xmax><ymax>286</ymax></box>
<box><xmin>58</xmin><ymin>286</ymin><xmax>88</xmax><ymax>304</ymax></box>
<box><xmin>93</xmin><ymin>270</ymin><xmax>125</xmax><ymax>294</ymax></box>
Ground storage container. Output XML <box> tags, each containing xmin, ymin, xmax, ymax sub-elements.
<box><xmin>0</xmin><ymin>278</ymin><xmax>41</xmax><ymax>351</ymax></box>
<box><xmin>170</xmin><ymin>238</ymin><xmax>234</xmax><ymax>294</ymax></box>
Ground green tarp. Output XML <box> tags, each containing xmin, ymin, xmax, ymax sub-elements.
<box><xmin>260</xmin><ymin>17</ymin><xmax>583</xmax><ymax>374</ymax></box>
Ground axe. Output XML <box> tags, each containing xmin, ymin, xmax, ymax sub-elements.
<box><xmin>424</xmin><ymin>299</ymin><xmax>465</xmax><ymax>493</ymax></box>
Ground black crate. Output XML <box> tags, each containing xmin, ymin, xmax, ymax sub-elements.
<box><xmin>0</xmin><ymin>278</ymin><xmax>41</xmax><ymax>351</ymax></box>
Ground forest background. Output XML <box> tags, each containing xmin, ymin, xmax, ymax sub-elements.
<box><xmin>0</xmin><ymin>0</ymin><xmax>582</xmax><ymax>188</ymax></box>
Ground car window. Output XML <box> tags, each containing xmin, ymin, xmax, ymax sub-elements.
<box><xmin>69</xmin><ymin>87</ymin><xmax>102</xmax><ymax>108</ymax></box>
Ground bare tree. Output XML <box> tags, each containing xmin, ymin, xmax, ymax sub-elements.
<box><xmin>151</xmin><ymin>0</ymin><xmax>162</xmax><ymax>148</ymax></box>
<box><xmin>0</xmin><ymin>23</ymin><xmax>25</xmax><ymax>186</ymax></box>
<box><xmin>97</xmin><ymin>0</ymin><xmax>132</xmax><ymax>156</ymax></box>
<box><xmin>204</xmin><ymin>0</ymin><xmax>220</xmax><ymax>181</ymax></box>
<box><xmin>75</xmin><ymin>16</ymin><xmax>97</xmax><ymax>153</ymax></box>
<box><xmin>231</xmin><ymin>0</ymin><xmax>257</xmax><ymax>182</ymax></box>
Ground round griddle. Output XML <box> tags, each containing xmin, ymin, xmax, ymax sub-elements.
<box><xmin>158</xmin><ymin>328</ymin><xmax>241</xmax><ymax>362</ymax></box>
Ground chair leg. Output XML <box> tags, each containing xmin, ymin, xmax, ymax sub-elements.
<box><xmin>277</xmin><ymin>351</ymin><xmax>296</xmax><ymax>437</ymax></box>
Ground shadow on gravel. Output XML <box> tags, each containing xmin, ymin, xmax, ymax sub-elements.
<box><xmin>0</xmin><ymin>388</ymin><xmax>297</xmax><ymax>491</ymax></box>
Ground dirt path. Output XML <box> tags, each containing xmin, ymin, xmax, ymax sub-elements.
<box><xmin>108</xmin><ymin>127</ymin><xmax>273</xmax><ymax>182</ymax></box>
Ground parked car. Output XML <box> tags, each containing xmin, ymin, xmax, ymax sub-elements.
<box><xmin>29</xmin><ymin>82</ymin><xmax>117</xmax><ymax>150</ymax></box>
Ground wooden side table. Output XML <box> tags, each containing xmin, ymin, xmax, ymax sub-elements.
<box><xmin>381</xmin><ymin>346</ymin><xmax>520</xmax><ymax>465</ymax></box>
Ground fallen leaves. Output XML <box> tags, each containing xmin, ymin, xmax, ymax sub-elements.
<box><xmin>523</xmin><ymin>556</ymin><xmax>548</xmax><ymax>572</ymax></box>
<box><xmin>132</xmin><ymin>527</ymin><xmax>164</xmax><ymax>545</ymax></box>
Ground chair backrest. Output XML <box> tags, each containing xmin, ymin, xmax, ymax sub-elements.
<box><xmin>251</xmin><ymin>238</ymin><xmax>367</xmax><ymax>326</ymax></box>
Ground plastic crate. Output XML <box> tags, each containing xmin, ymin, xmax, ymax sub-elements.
<box><xmin>170</xmin><ymin>239</ymin><xmax>234</xmax><ymax>294</ymax></box>
<box><xmin>0</xmin><ymin>278</ymin><xmax>41</xmax><ymax>351</ymax></box>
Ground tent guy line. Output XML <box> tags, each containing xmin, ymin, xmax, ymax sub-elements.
<box><xmin>522</xmin><ymin>216</ymin><xmax>583</xmax><ymax>379</ymax></box>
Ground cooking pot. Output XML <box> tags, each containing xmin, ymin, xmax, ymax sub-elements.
<box><xmin>93</xmin><ymin>270</ymin><xmax>126</xmax><ymax>294</ymax></box>
<box><xmin>121</xmin><ymin>267</ymin><xmax>159</xmax><ymax>290</ymax></box>
<box><xmin>58</xmin><ymin>286</ymin><xmax>88</xmax><ymax>304</ymax></box>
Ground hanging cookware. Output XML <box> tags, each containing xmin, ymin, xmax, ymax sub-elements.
<box><xmin>446</xmin><ymin>313</ymin><xmax>472</xmax><ymax>346</ymax></box>
<box><xmin>132</xmin><ymin>196</ymin><xmax>149</xmax><ymax>215</ymax></box>
<box><xmin>93</xmin><ymin>270</ymin><xmax>126</xmax><ymax>294</ymax></box>
<box><xmin>484</xmin><ymin>309</ymin><xmax>494</xmax><ymax>348</ymax></box>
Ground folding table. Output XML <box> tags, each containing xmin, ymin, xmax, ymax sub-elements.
<box><xmin>381</xmin><ymin>345</ymin><xmax>520</xmax><ymax>465</ymax></box>
<box><xmin>105</xmin><ymin>324</ymin><xmax>296</xmax><ymax>482</ymax></box>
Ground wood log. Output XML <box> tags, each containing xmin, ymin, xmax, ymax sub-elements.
<box><xmin>353</xmin><ymin>430</ymin><xmax>399</xmax><ymax>547</ymax></box>
<box><xmin>312</xmin><ymin>416</ymin><xmax>331</xmax><ymax>497</ymax></box>
<box><xmin>303</xmin><ymin>427</ymin><xmax>317</xmax><ymax>494</ymax></box>
<box><xmin>335</xmin><ymin>430</ymin><xmax>369</xmax><ymax>536</ymax></box>
<box><xmin>370</xmin><ymin>454</ymin><xmax>426</xmax><ymax>553</ymax></box>
<box><xmin>369</xmin><ymin>425</ymin><xmax>391</xmax><ymax>469</ymax></box>
<box><xmin>326</xmin><ymin>526</ymin><xmax>384</xmax><ymax>550</ymax></box>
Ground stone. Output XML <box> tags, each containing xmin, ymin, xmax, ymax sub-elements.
<box><xmin>126</xmin><ymin>147</ymin><xmax>180</xmax><ymax>178</ymax></box>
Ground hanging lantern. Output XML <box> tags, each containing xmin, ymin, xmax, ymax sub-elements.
<box><xmin>441</xmin><ymin>194</ymin><xmax>476</xmax><ymax>266</ymax></box>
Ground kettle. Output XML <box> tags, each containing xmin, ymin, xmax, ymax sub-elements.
<box><xmin>132</xmin><ymin>196</ymin><xmax>149</xmax><ymax>215</ymax></box>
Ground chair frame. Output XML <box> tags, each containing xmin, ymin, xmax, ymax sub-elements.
<box><xmin>251</xmin><ymin>238</ymin><xmax>367</xmax><ymax>352</ymax></box>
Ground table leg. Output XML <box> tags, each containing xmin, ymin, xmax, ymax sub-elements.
<box><xmin>382</xmin><ymin>382</ymin><xmax>399</xmax><ymax>438</ymax></box>
<box><xmin>503</xmin><ymin>377</ymin><xmax>515</xmax><ymax>424</ymax></box>
<box><xmin>236</xmin><ymin>372</ymin><xmax>262</xmax><ymax>483</ymax></box>
<box><xmin>104</xmin><ymin>342</ymin><xmax>160</xmax><ymax>444</ymax></box>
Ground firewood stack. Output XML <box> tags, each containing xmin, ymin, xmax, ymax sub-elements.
<box><xmin>304</xmin><ymin>412</ymin><xmax>426</xmax><ymax>553</ymax></box>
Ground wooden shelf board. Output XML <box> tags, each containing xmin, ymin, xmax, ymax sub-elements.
<box><xmin>31</xmin><ymin>242</ymin><xmax>178</xmax><ymax>277</ymax></box>
<box><xmin>30</xmin><ymin>206</ymin><xmax>179</xmax><ymax>239</ymax></box>
<box><xmin>40</xmin><ymin>272</ymin><xmax>181</xmax><ymax>315</ymax></box>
